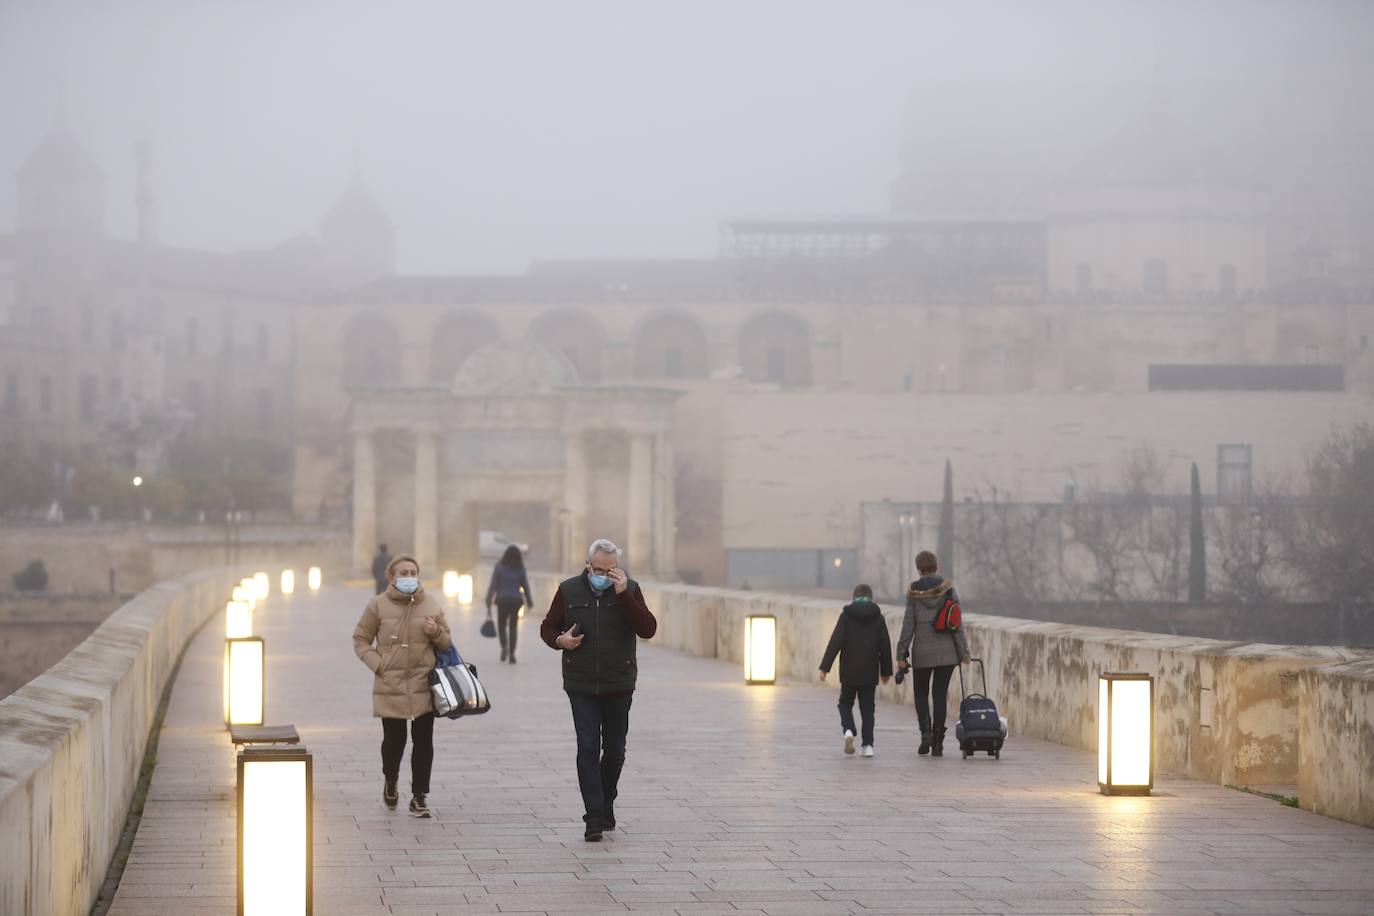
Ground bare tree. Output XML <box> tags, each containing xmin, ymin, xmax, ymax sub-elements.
<box><xmin>1280</xmin><ymin>423</ymin><xmax>1374</xmax><ymax>608</ymax></box>
<box><xmin>957</xmin><ymin>486</ymin><xmax>1061</xmax><ymax>609</ymax></box>
<box><xmin>1209</xmin><ymin>501</ymin><xmax>1283</xmax><ymax>606</ymax></box>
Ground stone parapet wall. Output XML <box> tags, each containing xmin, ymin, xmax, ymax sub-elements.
<box><xmin>0</xmin><ymin>568</ymin><xmax>243</xmax><ymax>916</ymax></box>
<box><xmin>530</xmin><ymin>572</ymin><xmax>1372</xmax><ymax>828</ymax></box>
<box><xmin>0</xmin><ymin>524</ymin><xmax>348</xmax><ymax>596</ymax></box>
<box><xmin>1299</xmin><ymin>657</ymin><xmax>1374</xmax><ymax>828</ymax></box>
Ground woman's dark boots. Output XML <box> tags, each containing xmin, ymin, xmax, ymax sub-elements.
<box><xmin>917</xmin><ymin>713</ymin><xmax>932</xmax><ymax>755</ymax></box>
<box><xmin>931</xmin><ymin>727</ymin><xmax>946</xmax><ymax>757</ymax></box>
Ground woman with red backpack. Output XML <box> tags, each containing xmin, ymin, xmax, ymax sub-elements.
<box><xmin>895</xmin><ymin>550</ymin><xmax>970</xmax><ymax>757</ymax></box>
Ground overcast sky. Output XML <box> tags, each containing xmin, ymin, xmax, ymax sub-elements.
<box><xmin>1</xmin><ymin>0</ymin><xmax>1369</xmax><ymax>274</ymax></box>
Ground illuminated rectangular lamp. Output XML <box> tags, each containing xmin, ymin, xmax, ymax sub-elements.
<box><xmin>226</xmin><ymin>600</ymin><xmax>253</xmax><ymax>639</ymax></box>
<box><xmin>280</xmin><ymin>569</ymin><xmax>295</xmax><ymax>596</ymax></box>
<box><xmin>744</xmin><ymin>614</ymin><xmax>777</xmax><ymax>685</ymax></box>
<box><xmin>442</xmin><ymin>570</ymin><xmax>460</xmax><ymax>599</ymax></box>
<box><xmin>233</xmin><ymin>585</ymin><xmax>256</xmax><ymax>612</ymax></box>
<box><xmin>1098</xmin><ymin>672</ymin><xmax>1154</xmax><ymax>796</ymax></box>
<box><xmin>238</xmin><ymin>745</ymin><xmax>312</xmax><ymax>916</ymax></box>
<box><xmin>457</xmin><ymin>574</ymin><xmax>474</xmax><ymax>607</ymax></box>
<box><xmin>253</xmin><ymin>572</ymin><xmax>270</xmax><ymax>601</ymax></box>
<box><xmin>307</xmin><ymin>567</ymin><xmax>322</xmax><ymax>592</ymax></box>
<box><xmin>224</xmin><ymin>637</ymin><xmax>265</xmax><ymax>728</ymax></box>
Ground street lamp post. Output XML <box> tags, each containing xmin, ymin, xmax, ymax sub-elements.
<box><xmin>897</xmin><ymin>512</ymin><xmax>915</xmax><ymax>598</ymax></box>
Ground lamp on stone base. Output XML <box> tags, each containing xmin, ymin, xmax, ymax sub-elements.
<box><xmin>226</xmin><ymin>600</ymin><xmax>252</xmax><ymax>639</ymax></box>
<box><xmin>744</xmin><ymin>614</ymin><xmax>777</xmax><ymax>685</ymax></box>
<box><xmin>1098</xmin><ymin>672</ymin><xmax>1154</xmax><ymax>796</ymax></box>
<box><xmin>238</xmin><ymin>745</ymin><xmax>312</xmax><ymax>915</ymax></box>
<box><xmin>224</xmin><ymin>636</ymin><xmax>265</xmax><ymax>728</ymax></box>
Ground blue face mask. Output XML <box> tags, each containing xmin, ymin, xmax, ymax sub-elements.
<box><xmin>587</xmin><ymin>572</ymin><xmax>612</xmax><ymax>591</ymax></box>
<box><xmin>395</xmin><ymin>576</ymin><xmax>420</xmax><ymax>595</ymax></box>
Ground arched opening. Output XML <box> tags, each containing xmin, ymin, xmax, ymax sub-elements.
<box><xmin>633</xmin><ymin>312</ymin><xmax>708</xmax><ymax>380</ymax></box>
<box><xmin>527</xmin><ymin>309</ymin><xmax>604</xmax><ymax>383</ymax></box>
<box><xmin>739</xmin><ymin>311</ymin><xmax>812</xmax><ymax>386</ymax></box>
<box><xmin>429</xmin><ymin>310</ymin><xmax>501</xmax><ymax>385</ymax></box>
<box><xmin>340</xmin><ymin>313</ymin><xmax>401</xmax><ymax>389</ymax></box>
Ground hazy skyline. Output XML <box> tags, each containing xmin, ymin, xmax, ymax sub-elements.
<box><xmin>2</xmin><ymin>0</ymin><xmax>1370</xmax><ymax>274</ymax></box>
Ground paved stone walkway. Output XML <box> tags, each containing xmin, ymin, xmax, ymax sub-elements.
<box><xmin>108</xmin><ymin>586</ymin><xmax>1374</xmax><ymax>915</ymax></box>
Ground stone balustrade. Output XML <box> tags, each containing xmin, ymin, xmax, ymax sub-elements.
<box><xmin>529</xmin><ymin>572</ymin><xmax>1372</xmax><ymax>828</ymax></box>
<box><xmin>0</xmin><ymin>568</ymin><xmax>243</xmax><ymax>916</ymax></box>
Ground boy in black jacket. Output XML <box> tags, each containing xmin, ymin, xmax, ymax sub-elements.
<box><xmin>819</xmin><ymin>584</ymin><xmax>893</xmax><ymax>757</ymax></box>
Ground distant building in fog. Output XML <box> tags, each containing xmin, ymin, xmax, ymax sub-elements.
<box><xmin>1</xmin><ymin>112</ymin><xmax>1370</xmax><ymax>587</ymax></box>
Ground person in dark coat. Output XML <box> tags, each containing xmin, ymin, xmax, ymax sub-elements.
<box><xmin>371</xmin><ymin>543</ymin><xmax>393</xmax><ymax>595</ymax></box>
<box><xmin>895</xmin><ymin>550</ymin><xmax>971</xmax><ymax>757</ymax></box>
<box><xmin>540</xmin><ymin>538</ymin><xmax>657</xmax><ymax>842</ymax></box>
<box><xmin>819</xmin><ymin>583</ymin><xmax>893</xmax><ymax>758</ymax></box>
<box><xmin>485</xmin><ymin>544</ymin><xmax>534</xmax><ymax>663</ymax></box>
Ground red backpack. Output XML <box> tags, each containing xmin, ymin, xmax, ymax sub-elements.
<box><xmin>932</xmin><ymin>594</ymin><xmax>961</xmax><ymax>632</ymax></box>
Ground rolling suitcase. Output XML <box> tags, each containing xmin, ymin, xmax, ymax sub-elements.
<box><xmin>955</xmin><ymin>658</ymin><xmax>1006</xmax><ymax>759</ymax></box>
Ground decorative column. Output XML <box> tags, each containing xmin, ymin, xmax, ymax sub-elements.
<box><xmin>352</xmin><ymin>429</ymin><xmax>377</xmax><ymax>574</ymax></box>
<box><xmin>626</xmin><ymin>433</ymin><xmax>653</xmax><ymax>571</ymax></box>
<box><xmin>413</xmin><ymin>429</ymin><xmax>438</xmax><ymax>572</ymax></box>
<box><xmin>563</xmin><ymin>428</ymin><xmax>589</xmax><ymax>568</ymax></box>
<box><xmin>652</xmin><ymin>431</ymin><xmax>677</xmax><ymax>579</ymax></box>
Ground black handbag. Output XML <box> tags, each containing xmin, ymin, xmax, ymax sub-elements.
<box><xmin>480</xmin><ymin>608</ymin><xmax>497</xmax><ymax>638</ymax></box>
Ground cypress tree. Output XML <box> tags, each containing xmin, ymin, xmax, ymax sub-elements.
<box><xmin>938</xmin><ymin>459</ymin><xmax>955</xmax><ymax>579</ymax></box>
<box><xmin>1188</xmin><ymin>461</ymin><xmax>1206</xmax><ymax>603</ymax></box>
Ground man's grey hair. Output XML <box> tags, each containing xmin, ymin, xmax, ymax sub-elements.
<box><xmin>587</xmin><ymin>538</ymin><xmax>621</xmax><ymax>563</ymax></box>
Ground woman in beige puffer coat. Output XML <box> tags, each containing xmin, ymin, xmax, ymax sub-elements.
<box><xmin>353</xmin><ymin>553</ymin><xmax>451</xmax><ymax>817</ymax></box>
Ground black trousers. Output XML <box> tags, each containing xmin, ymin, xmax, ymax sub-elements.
<box><xmin>495</xmin><ymin>596</ymin><xmax>522</xmax><ymax>655</ymax></box>
<box><xmin>912</xmin><ymin>665</ymin><xmax>955</xmax><ymax>733</ymax></box>
<box><xmin>381</xmin><ymin>713</ymin><xmax>435</xmax><ymax>795</ymax></box>
<box><xmin>838</xmin><ymin>684</ymin><xmax>876</xmax><ymax>746</ymax></box>
<box><xmin>567</xmin><ymin>691</ymin><xmax>633</xmax><ymax>821</ymax></box>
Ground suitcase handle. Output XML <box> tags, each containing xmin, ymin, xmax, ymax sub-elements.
<box><xmin>957</xmin><ymin>657</ymin><xmax>989</xmax><ymax>700</ymax></box>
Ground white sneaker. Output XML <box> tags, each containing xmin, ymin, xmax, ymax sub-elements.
<box><xmin>843</xmin><ymin>730</ymin><xmax>855</xmax><ymax>755</ymax></box>
<box><xmin>861</xmin><ymin>745</ymin><xmax>875</xmax><ymax>758</ymax></box>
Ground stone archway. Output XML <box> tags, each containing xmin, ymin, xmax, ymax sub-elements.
<box><xmin>429</xmin><ymin>310</ymin><xmax>501</xmax><ymax>386</ymax></box>
<box><xmin>739</xmin><ymin>310</ymin><xmax>812</xmax><ymax>386</ymax></box>
<box><xmin>632</xmin><ymin>311</ymin><xmax>709</xmax><ymax>380</ymax></box>
<box><xmin>527</xmin><ymin>309</ymin><xmax>605</xmax><ymax>383</ymax></box>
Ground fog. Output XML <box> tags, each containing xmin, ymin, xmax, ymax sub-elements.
<box><xmin>3</xmin><ymin>0</ymin><xmax>1371</xmax><ymax>273</ymax></box>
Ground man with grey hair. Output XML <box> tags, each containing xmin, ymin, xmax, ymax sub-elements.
<box><xmin>540</xmin><ymin>538</ymin><xmax>657</xmax><ymax>841</ymax></box>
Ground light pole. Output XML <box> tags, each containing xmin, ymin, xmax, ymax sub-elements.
<box><xmin>132</xmin><ymin>474</ymin><xmax>146</xmax><ymax>523</ymax></box>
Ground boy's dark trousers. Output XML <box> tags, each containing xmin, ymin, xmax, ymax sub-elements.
<box><xmin>838</xmin><ymin>684</ymin><xmax>876</xmax><ymax>746</ymax></box>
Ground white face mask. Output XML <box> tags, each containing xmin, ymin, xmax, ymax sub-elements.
<box><xmin>395</xmin><ymin>576</ymin><xmax>420</xmax><ymax>595</ymax></box>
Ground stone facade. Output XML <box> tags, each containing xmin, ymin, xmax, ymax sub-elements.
<box><xmin>4</xmin><ymin>124</ymin><xmax>1373</xmax><ymax>583</ymax></box>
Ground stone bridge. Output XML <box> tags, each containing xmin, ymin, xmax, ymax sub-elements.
<box><xmin>1</xmin><ymin>569</ymin><xmax>1372</xmax><ymax>915</ymax></box>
